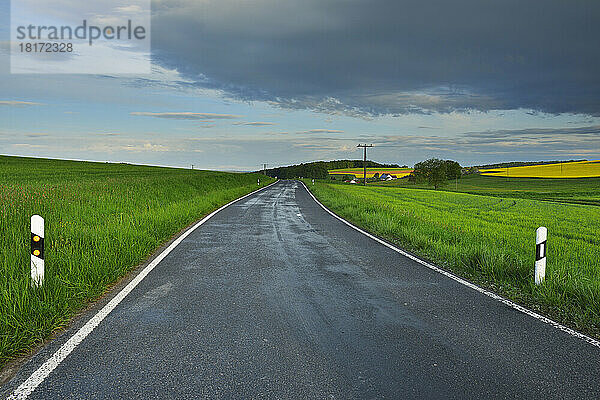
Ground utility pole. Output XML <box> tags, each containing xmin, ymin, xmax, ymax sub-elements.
<box><xmin>357</xmin><ymin>144</ymin><xmax>373</xmax><ymax>186</ymax></box>
<box><xmin>263</xmin><ymin>163</ymin><xmax>268</xmax><ymax>176</ymax></box>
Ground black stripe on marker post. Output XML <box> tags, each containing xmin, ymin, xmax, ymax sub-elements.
<box><xmin>535</xmin><ymin>240</ymin><xmax>546</xmax><ymax>261</ymax></box>
<box><xmin>31</xmin><ymin>232</ymin><xmax>44</xmax><ymax>260</ymax></box>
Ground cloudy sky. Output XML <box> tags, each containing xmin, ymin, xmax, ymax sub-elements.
<box><xmin>2</xmin><ymin>0</ymin><xmax>600</xmax><ymax>170</ymax></box>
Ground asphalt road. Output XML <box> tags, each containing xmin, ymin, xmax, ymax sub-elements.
<box><xmin>3</xmin><ymin>180</ymin><xmax>600</xmax><ymax>399</ymax></box>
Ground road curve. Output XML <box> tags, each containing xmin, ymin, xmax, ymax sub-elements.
<box><xmin>3</xmin><ymin>180</ymin><xmax>600</xmax><ymax>399</ymax></box>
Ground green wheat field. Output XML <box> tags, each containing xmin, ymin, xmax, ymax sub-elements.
<box><xmin>0</xmin><ymin>156</ymin><xmax>273</xmax><ymax>368</ymax></box>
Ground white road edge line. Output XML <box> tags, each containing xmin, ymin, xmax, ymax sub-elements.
<box><xmin>8</xmin><ymin>181</ymin><xmax>279</xmax><ymax>400</ymax></box>
<box><xmin>299</xmin><ymin>180</ymin><xmax>600</xmax><ymax>349</ymax></box>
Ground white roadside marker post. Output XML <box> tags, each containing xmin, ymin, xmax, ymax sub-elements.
<box><xmin>312</xmin><ymin>179</ymin><xmax>315</xmax><ymax>185</ymax></box>
<box><xmin>258</xmin><ymin>178</ymin><xmax>260</xmax><ymax>186</ymax></box>
<box><xmin>31</xmin><ymin>215</ymin><xmax>45</xmax><ymax>287</ymax></box>
<box><xmin>535</xmin><ymin>227</ymin><xmax>547</xmax><ymax>285</ymax></box>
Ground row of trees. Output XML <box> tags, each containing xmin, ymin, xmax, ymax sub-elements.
<box><xmin>266</xmin><ymin>162</ymin><xmax>329</xmax><ymax>179</ymax></box>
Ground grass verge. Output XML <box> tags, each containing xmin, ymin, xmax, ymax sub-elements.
<box><xmin>304</xmin><ymin>180</ymin><xmax>600</xmax><ymax>338</ymax></box>
<box><xmin>0</xmin><ymin>156</ymin><xmax>274</xmax><ymax>368</ymax></box>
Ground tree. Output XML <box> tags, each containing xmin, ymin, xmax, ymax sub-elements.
<box><xmin>443</xmin><ymin>160</ymin><xmax>462</xmax><ymax>179</ymax></box>
<box><xmin>411</xmin><ymin>158</ymin><xmax>462</xmax><ymax>189</ymax></box>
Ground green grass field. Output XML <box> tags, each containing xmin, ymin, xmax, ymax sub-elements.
<box><xmin>375</xmin><ymin>174</ymin><xmax>600</xmax><ymax>206</ymax></box>
<box><xmin>305</xmin><ymin>180</ymin><xmax>600</xmax><ymax>338</ymax></box>
<box><xmin>0</xmin><ymin>156</ymin><xmax>274</xmax><ymax>368</ymax></box>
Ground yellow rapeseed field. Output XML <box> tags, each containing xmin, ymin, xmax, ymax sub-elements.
<box><xmin>328</xmin><ymin>168</ymin><xmax>413</xmax><ymax>179</ymax></box>
<box><xmin>479</xmin><ymin>160</ymin><xmax>600</xmax><ymax>178</ymax></box>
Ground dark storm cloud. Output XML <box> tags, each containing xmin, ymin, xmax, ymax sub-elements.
<box><xmin>152</xmin><ymin>0</ymin><xmax>600</xmax><ymax>116</ymax></box>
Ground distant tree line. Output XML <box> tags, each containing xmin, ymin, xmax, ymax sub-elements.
<box><xmin>263</xmin><ymin>160</ymin><xmax>400</xmax><ymax>179</ymax></box>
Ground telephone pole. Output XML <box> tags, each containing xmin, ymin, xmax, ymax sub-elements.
<box><xmin>263</xmin><ymin>163</ymin><xmax>268</xmax><ymax>176</ymax></box>
<box><xmin>357</xmin><ymin>144</ymin><xmax>373</xmax><ymax>186</ymax></box>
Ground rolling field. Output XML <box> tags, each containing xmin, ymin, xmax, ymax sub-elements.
<box><xmin>0</xmin><ymin>156</ymin><xmax>274</xmax><ymax>368</ymax></box>
<box><xmin>376</xmin><ymin>174</ymin><xmax>600</xmax><ymax>206</ymax></box>
<box><xmin>480</xmin><ymin>160</ymin><xmax>600</xmax><ymax>178</ymax></box>
<box><xmin>305</xmin><ymin>180</ymin><xmax>600</xmax><ymax>338</ymax></box>
<box><xmin>328</xmin><ymin>167</ymin><xmax>412</xmax><ymax>179</ymax></box>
